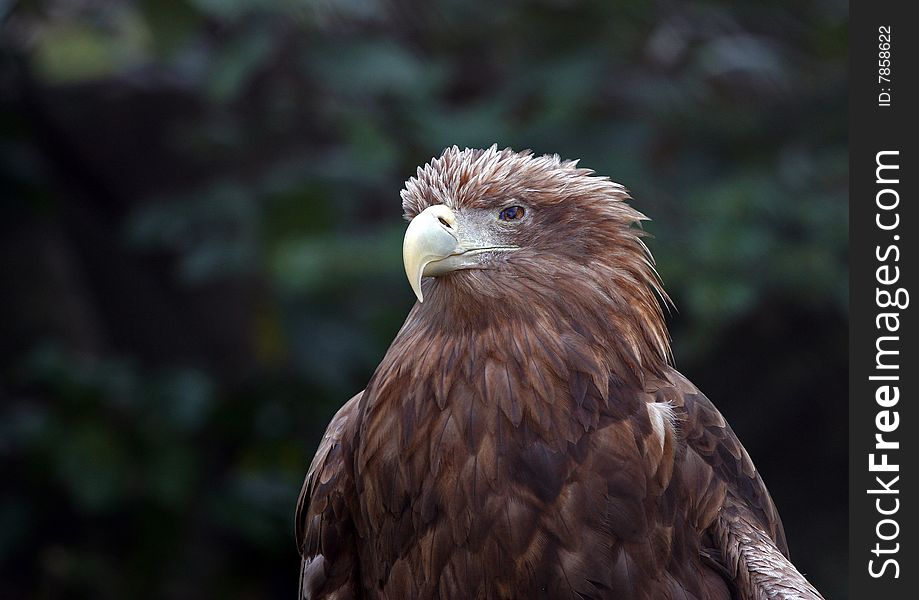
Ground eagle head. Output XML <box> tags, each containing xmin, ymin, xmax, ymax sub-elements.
<box><xmin>402</xmin><ymin>145</ymin><xmax>639</xmax><ymax>301</ymax></box>
<box><xmin>400</xmin><ymin>145</ymin><xmax>671</xmax><ymax>373</ymax></box>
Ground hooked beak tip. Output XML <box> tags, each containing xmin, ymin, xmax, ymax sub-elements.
<box><xmin>411</xmin><ymin>278</ymin><xmax>425</xmax><ymax>303</ymax></box>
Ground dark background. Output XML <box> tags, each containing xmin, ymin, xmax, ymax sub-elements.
<box><xmin>1</xmin><ymin>1</ymin><xmax>846</xmax><ymax>598</ymax></box>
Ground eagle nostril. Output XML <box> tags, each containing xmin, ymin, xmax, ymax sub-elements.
<box><xmin>438</xmin><ymin>217</ymin><xmax>452</xmax><ymax>229</ymax></box>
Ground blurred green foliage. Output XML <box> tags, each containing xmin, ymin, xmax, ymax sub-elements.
<box><xmin>1</xmin><ymin>0</ymin><xmax>846</xmax><ymax>598</ymax></box>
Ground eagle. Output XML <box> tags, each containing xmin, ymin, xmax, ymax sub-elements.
<box><xmin>296</xmin><ymin>146</ymin><xmax>824</xmax><ymax>600</ymax></box>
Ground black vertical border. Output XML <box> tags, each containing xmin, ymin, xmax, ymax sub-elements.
<box><xmin>850</xmin><ymin>1</ymin><xmax>917</xmax><ymax>597</ymax></box>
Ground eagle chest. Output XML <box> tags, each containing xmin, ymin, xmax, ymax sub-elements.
<box><xmin>351</xmin><ymin>375</ymin><xmax>680</xmax><ymax>599</ymax></box>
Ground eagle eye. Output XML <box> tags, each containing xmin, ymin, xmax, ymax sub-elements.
<box><xmin>498</xmin><ymin>206</ymin><xmax>525</xmax><ymax>221</ymax></box>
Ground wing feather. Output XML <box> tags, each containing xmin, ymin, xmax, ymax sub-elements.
<box><xmin>658</xmin><ymin>369</ymin><xmax>823</xmax><ymax>599</ymax></box>
<box><xmin>296</xmin><ymin>392</ymin><xmax>362</xmax><ymax>599</ymax></box>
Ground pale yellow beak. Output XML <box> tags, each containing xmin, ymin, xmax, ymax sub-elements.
<box><xmin>402</xmin><ymin>205</ymin><xmax>463</xmax><ymax>302</ymax></box>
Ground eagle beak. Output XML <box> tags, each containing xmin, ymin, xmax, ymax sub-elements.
<box><xmin>403</xmin><ymin>205</ymin><xmax>464</xmax><ymax>302</ymax></box>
